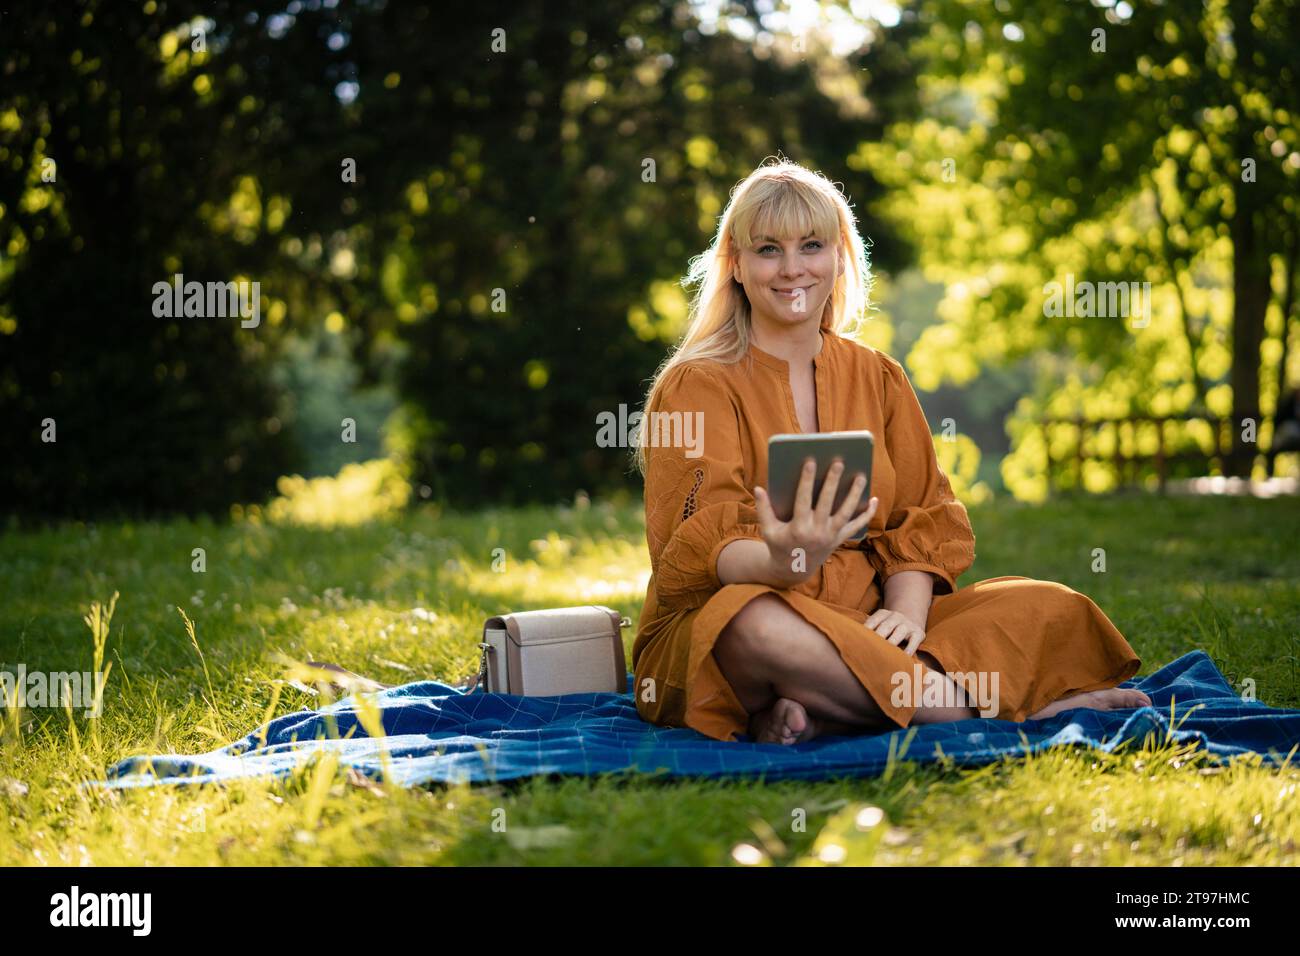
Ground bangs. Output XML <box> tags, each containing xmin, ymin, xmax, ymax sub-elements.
<box><xmin>734</xmin><ymin>179</ymin><xmax>840</xmax><ymax>249</ymax></box>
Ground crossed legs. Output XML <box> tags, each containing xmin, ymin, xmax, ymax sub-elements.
<box><xmin>711</xmin><ymin>593</ymin><xmax>979</xmax><ymax>744</ymax></box>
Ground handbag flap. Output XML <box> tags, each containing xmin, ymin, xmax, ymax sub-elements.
<box><xmin>488</xmin><ymin>605</ymin><xmax>621</xmax><ymax>647</ymax></box>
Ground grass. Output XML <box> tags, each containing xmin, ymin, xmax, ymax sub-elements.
<box><xmin>0</xmin><ymin>490</ymin><xmax>1298</xmax><ymax>866</ymax></box>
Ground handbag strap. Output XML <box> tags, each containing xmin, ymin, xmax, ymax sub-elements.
<box><xmin>463</xmin><ymin>640</ymin><xmax>491</xmax><ymax>693</ymax></box>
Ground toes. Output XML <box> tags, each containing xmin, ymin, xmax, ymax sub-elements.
<box><xmin>765</xmin><ymin>699</ymin><xmax>810</xmax><ymax>745</ymax></box>
<box><xmin>751</xmin><ymin>702</ymin><xmax>800</xmax><ymax>745</ymax></box>
<box><xmin>1112</xmin><ymin>689</ymin><xmax>1151</xmax><ymax>710</ymax></box>
<box><xmin>752</xmin><ymin>699</ymin><xmax>820</xmax><ymax>745</ymax></box>
<box><xmin>781</xmin><ymin>702</ymin><xmax>808</xmax><ymax>737</ymax></box>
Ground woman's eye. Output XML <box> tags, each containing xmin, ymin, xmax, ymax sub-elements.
<box><xmin>758</xmin><ymin>241</ymin><xmax>821</xmax><ymax>253</ymax></box>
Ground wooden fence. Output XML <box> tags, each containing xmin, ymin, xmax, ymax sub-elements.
<box><xmin>1039</xmin><ymin>414</ymin><xmax>1269</xmax><ymax>494</ymax></box>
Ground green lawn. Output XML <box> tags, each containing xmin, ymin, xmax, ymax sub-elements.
<box><xmin>1</xmin><ymin>492</ymin><xmax>1298</xmax><ymax>866</ymax></box>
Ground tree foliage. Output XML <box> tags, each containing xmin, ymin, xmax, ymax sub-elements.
<box><xmin>0</xmin><ymin>0</ymin><xmax>918</xmax><ymax>516</ymax></box>
<box><xmin>863</xmin><ymin>0</ymin><xmax>1299</xmax><ymax>494</ymax></box>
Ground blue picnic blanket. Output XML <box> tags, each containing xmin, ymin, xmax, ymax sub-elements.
<box><xmin>97</xmin><ymin>650</ymin><xmax>1299</xmax><ymax>789</ymax></box>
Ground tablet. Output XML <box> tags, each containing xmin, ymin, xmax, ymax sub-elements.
<box><xmin>766</xmin><ymin>430</ymin><xmax>874</xmax><ymax>542</ymax></box>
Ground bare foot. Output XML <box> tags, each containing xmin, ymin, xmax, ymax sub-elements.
<box><xmin>747</xmin><ymin>697</ymin><xmax>823</xmax><ymax>745</ymax></box>
<box><xmin>1029</xmin><ymin>687</ymin><xmax>1152</xmax><ymax>721</ymax></box>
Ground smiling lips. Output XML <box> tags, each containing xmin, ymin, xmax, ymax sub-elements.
<box><xmin>773</xmin><ymin>285</ymin><xmax>813</xmax><ymax>298</ymax></box>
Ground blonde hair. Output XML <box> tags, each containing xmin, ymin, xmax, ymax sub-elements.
<box><xmin>631</xmin><ymin>156</ymin><xmax>874</xmax><ymax>476</ymax></box>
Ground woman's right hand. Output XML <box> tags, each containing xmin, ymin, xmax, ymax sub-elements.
<box><xmin>753</xmin><ymin>457</ymin><xmax>878</xmax><ymax>588</ymax></box>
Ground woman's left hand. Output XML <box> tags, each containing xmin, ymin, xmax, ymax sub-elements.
<box><xmin>864</xmin><ymin>608</ymin><xmax>927</xmax><ymax>656</ymax></box>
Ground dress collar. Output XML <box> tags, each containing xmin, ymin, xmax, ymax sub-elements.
<box><xmin>748</xmin><ymin>327</ymin><xmax>831</xmax><ymax>374</ymax></box>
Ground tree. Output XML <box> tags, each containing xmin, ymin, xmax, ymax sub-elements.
<box><xmin>1</xmin><ymin>1</ymin><xmax>921</xmax><ymax>516</ymax></box>
<box><xmin>331</xmin><ymin>0</ymin><xmax>921</xmax><ymax>505</ymax></box>
<box><xmin>865</xmin><ymin>0</ymin><xmax>1300</xmax><ymax>489</ymax></box>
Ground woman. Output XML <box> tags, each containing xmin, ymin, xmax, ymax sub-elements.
<box><xmin>631</xmin><ymin>158</ymin><xmax>1150</xmax><ymax>745</ymax></box>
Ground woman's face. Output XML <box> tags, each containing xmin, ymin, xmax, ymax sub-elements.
<box><xmin>733</xmin><ymin>230</ymin><xmax>842</xmax><ymax>329</ymax></box>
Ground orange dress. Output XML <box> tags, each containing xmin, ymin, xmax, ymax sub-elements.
<box><xmin>632</xmin><ymin>328</ymin><xmax>1141</xmax><ymax>742</ymax></box>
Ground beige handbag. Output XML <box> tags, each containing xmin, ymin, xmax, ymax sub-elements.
<box><xmin>469</xmin><ymin>605</ymin><xmax>630</xmax><ymax>696</ymax></box>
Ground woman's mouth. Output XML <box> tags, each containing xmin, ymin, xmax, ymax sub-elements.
<box><xmin>773</xmin><ymin>285</ymin><xmax>814</xmax><ymax>300</ymax></box>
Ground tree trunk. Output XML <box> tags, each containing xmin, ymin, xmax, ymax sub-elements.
<box><xmin>1276</xmin><ymin>227</ymin><xmax>1298</xmax><ymax>391</ymax></box>
<box><xmin>1224</xmin><ymin>0</ymin><xmax>1272</xmax><ymax>479</ymax></box>
<box><xmin>1227</xmin><ymin>208</ymin><xmax>1270</xmax><ymax>477</ymax></box>
<box><xmin>1150</xmin><ymin>187</ymin><xmax>1209</xmax><ymax>415</ymax></box>
<box><xmin>1270</xmin><ymin>223</ymin><xmax>1298</xmax><ymax>476</ymax></box>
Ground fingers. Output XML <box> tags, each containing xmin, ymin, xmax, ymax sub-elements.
<box><xmin>865</xmin><ymin>611</ymin><xmax>925</xmax><ymax>655</ymax></box>
<box><xmin>828</xmin><ymin>465</ymin><xmax>863</xmax><ymax>521</ymax></box>
<box><xmin>814</xmin><ymin>458</ymin><xmax>844</xmax><ymax>519</ymax></box>
<box><xmin>753</xmin><ymin>485</ymin><xmax>778</xmax><ymax>533</ymax></box>
<box><xmin>793</xmin><ymin>457</ymin><xmax>816</xmax><ymax>516</ymax></box>
<box><xmin>865</xmin><ymin>609</ymin><xmax>900</xmax><ymax>638</ymax></box>
<box><xmin>840</xmin><ymin>495</ymin><xmax>878</xmax><ymax>542</ymax></box>
<box><xmin>885</xmin><ymin>624</ymin><xmax>921</xmax><ymax>651</ymax></box>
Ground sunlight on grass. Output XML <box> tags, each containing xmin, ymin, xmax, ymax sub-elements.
<box><xmin>796</xmin><ymin>743</ymin><xmax>1300</xmax><ymax>867</ymax></box>
<box><xmin>258</xmin><ymin>458</ymin><xmax>413</xmax><ymax>528</ymax></box>
<box><xmin>444</xmin><ymin>531</ymin><xmax>650</xmax><ymax>607</ymax></box>
<box><xmin>0</xmin><ymin>494</ymin><xmax>1297</xmax><ymax>866</ymax></box>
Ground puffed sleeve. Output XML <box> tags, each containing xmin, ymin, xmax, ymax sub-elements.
<box><xmin>862</xmin><ymin>354</ymin><xmax>976</xmax><ymax>595</ymax></box>
<box><xmin>643</xmin><ymin>364</ymin><xmax>764</xmax><ymax>607</ymax></box>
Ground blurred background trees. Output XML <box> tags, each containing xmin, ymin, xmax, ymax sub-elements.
<box><xmin>1</xmin><ymin>0</ymin><xmax>1296</xmax><ymax>519</ymax></box>
<box><xmin>0</xmin><ymin>0</ymin><xmax>916</xmax><ymax>516</ymax></box>
<box><xmin>864</xmin><ymin>0</ymin><xmax>1300</xmax><ymax>496</ymax></box>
